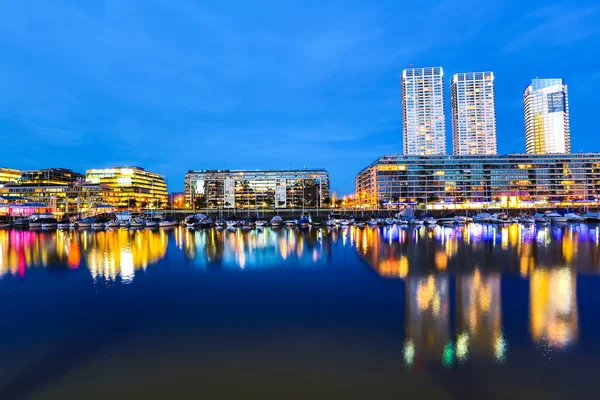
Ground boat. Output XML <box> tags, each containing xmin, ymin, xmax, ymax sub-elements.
<box><xmin>119</xmin><ymin>220</ymin><xmax>130</xmax><ymax>228</ymax></box>
<box><xmin>159</xmin><ymin>218</ymin><xmax>178</xmax><ymax>227</ymax></box>
<box><xmin>226</xmin><ymin>219</ymin><xmax>240</xmax><ymax>228</ymax></box>
<box><xmin>564</xmin><ymin>212</ymin><xmax>585</xmax><ymax>222</ymax></box>
<box><xmin>130</xmin><ymin>218</ymin><xmax>147</xmax><ymax>228</ymax></box>
<box><xmin>41</xmin><ymin>218</ymin><xmax>59</xmax><ymax>230</ymax></box>
<box><xmin>367</xmin><ymin>216</ymin><xmax>379</xmax><ymax>226</ymax></box>
<box><xmin>57</xmin><ymin>219</ymin><xmax>71</xmax><ymax>229</ymax></box>
<box><xmin>544</xmin><ymin>211</ymin><xmax>568</xmax><ymax>223</ymax></box>
<box><xmin>105</xmin><ymin>220</ymin><xmax>120</xmax><ymax>229</ymax></box>
<box><xmin>533</xmin><ymin>213</ymin><xmax>548</xmax><ymax>223</ymax></box>
<box><xmin>12</xmin><ymin>218</ymin><xmax>29</xmax><ymax>229</ymax></box>
<box><xmin>76</xmin><ymin>217</ymin><xmax>94</xmax><ymax>228</ymax></box>
<box><xmin>454</xmin><ymin>216</ymin><xmax>468</xmax><ymax>225</ymax></box>
<box><xmin>339</xmin><ymin>218</ymin><xmax>351</xmax><ymax>226</ymax></box>
<box><xmin>423</xmin><ymin>217</ymin><xmax>437</xmax><ymax>225</ymax></box>
<box><xmin>325</xmin><ymin>219</ymin><xmax>336</xmax><ymax>226</ymax></box>
<box><xmin>285</xmin><ymin>219</ymin><xmax>297</xmax><ymax>227</ymax></box>
<box><xmin>256</xmin><ymin>219</ymin><xmax>268</xmax><ymax>229</ymax></box>
<box><xmin>519</xmin><ymin>215</ymin><xmax>535</xmax><ymax>224</ymax></box>
<box><xmin>329</xmin><ymin>211</ymin><xmax>343</xmax><ymax>225</ymax></box>
<box><xmin>215</xmin><ymin>218</ymin><xmax>227</xmax><ymax>227</ymax></box>
<box><xmin>437</xmin><ymin>216</ymin><xmax>455</xmax><ymax>226</ymax></box>
<box><xmin>583</xmin><ymin>212</ymin><xmax>600</xmax><ymax>222</ymax></box>
<box><xmin>384</xmin><ymin>217</ymin><xmax>395</xmax><ymax>225</ymax></box>
<box><xmin>473</xmin><ymin>213</ymin><xmax>492</xmax><ymax>223</ymax></box>
<box><xmin>490</xmin><ymin>213</ymin><xmax>511</xmax><ymax>224</ymax></box>
<box><xmin>0</xmin><ymin>222</ymin><xmax>11</xmax><ymax>229</ymax></box>
<box><xmin>146</xmin><ymin>219</ymin><xmax>160</xmax><ymax>228</ymax></box>
<box><xmin>353</xmin><ymin>217</ymin><xmax>366</xmax><ymax>228</ymax></box>
<box><xmin>409</xmin><ymin>218</ymin><xmax>424</xmax><ymax>225</ymax></box>
<box><xmin>28</xmin><ymin>212</ymin><xmax>43</xmax><ymax>229</ymax></box>
<box><xmin>242</xmin><ymin>218</ymin><xmax>254</xmax><ymax>230</ymax></box>
<box><xmin>297</xmin><ymin>212</ymin><xmax>311</xmax><ymax>227</ymax></box>
<box><xmin>198</xmin><ymin>216</ymin><xmax>214</xmax><ymax>229</ymax></box>
<box><xmin>92</xmin><ymin>220</ymin><xmax>106</xmax><ymax>229</ymax></box>
<box><xmin>270</xmin><ymin>216</ymin><xmax>284</xmax><ymax>227</ymax></box>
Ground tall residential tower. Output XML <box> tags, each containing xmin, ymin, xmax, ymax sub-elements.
<box><xmin>450</xmin><ymin>72</ymin><xmax>497</xmax><ymax>155</ymax></box>
<box><xmin>524</xmin><ymin>78</ymin><xmax>570</xmax><ymax>154</ymax></box>
<box><xmin>401</xmin><ymin>67</ymin><xmax>446</xmax><ymax>155</ymax></box>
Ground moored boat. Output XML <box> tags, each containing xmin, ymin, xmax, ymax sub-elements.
<box><xmin>270</xmin><ymin>216</ymin><xmax>284</xmax><ymax>227</ymax></box>
<box><xmin>565</xmin><ymin>212</ymin><xmax>585</xmax><ymax>222</ymax></box>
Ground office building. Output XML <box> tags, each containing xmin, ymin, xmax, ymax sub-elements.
<box><xmin>19</xmin><ymin>168</ymin><xmax>84</xmax><ymax>186</ymax></box>
<box><xmin>401</xmin><ymin>67</ymin><xmax>446</xmax><ymax>155</ymax></box>
<box><xmin>86</xmin><ymin>167</ymin><xmax>168</xmax><ymax>209</ymax></box>
<box><xmin>451</xmin><ymin>72</ymin><xmax>497</xmax><ymax>155</ymax></box>
<box><xmin>524</xmin><ymin>78</ymin><xmax>570</xmax><ymax>154</ymax></box>
<box><xmin>184</xmin><ymin>169</ymin><xmax>331</xmax><ymax>209</ymax></box>
<box><xmin>355</xmin><ymin>153</ymin><xmax>600</xmax><ymax>209</ymax></box>
<box><xmin>0</xmin><ymin>168</ymin><xmax>21</xmax><ymax>183</ymax></box>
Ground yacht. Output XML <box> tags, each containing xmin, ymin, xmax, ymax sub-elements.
<box><xmin>12</xmin><ymin>218</ymin><xmax>29</xmax><ymax>229</ymax></box>
<box><xmin>130</xmin><ymin>218</ymin><xmax>147</xmax><ymax>228</ymax></box>
<box><xmin>384</xmin><ymin>217</ymin><xmax>395</xmax><ymax>226</ymax></box>
<box><xmin>242</xmin><ymin>218</ymin><xmax>254</xmax><ymax>230</ymax></box>
<box><xmin>339</xmin><ymin>218</ymin><xmax>351</xmax><ymax>226</ymax></box>
<box><xmin>146</xmin><ymin>218</ymin><xmax>160</xmax><ymax>228</ymax></box>
<box><xmin>454</xmin><ymin>216</ymin><xmax>468</xmax><ymax>225</ymax></box>
<box><xmin>437</xmin><ymin>215</ymin><xmax>456</xmax><ymax>226</ymax></box>
<box><xmin>255</xmin><ymin>219</ymin><xmax>268</xmax><ymax>228</ymax></box>
<box><xmin>325</xmin><ymin>219</ymin><xmax>336</xmax><ymax>226</ymax></box>
<box><xmin>159</xmin><ymin>218</ymin><xmax>178</xmax><ymax>228</ymax></box>
<box><xmin>473</xmin><ymin>213</ymin><xmax>492</xmax><ymax>223</ymax></box>
<box><xmin>105</xmin><ymin>220</ymin><xmax>120</xmax><ymax>229</ymax></box>
<box><xmin>533</xmin><ymin>213</ymin><xmax>548</xmax><ymax>223</ymax></box>
<box><xmin>0</xmin><ymin>222</ymin><xmax>11</xmax><ymax>229</ymax></box>
<box><xmin>57</xmin><ymin>219</ymin><xmax>71</xmax><ymax>229</ymax></box>
<box><xmin>297</xmin><ymin>215</ymin><xmax>310</xmax><ymax>227</ymax></box>
<box><xmin>519</xmin><ymin>215</ymin><xmax>535</xmax><ymax>224</ymax></box>
<box><xmin>544</xmin><ymin>211</ymin><xmax>568</xmax><ymax>223</ymax></box>
<box><xmin>119</xmin><ymin>220</ymin><xmax>130</xmax><ymax>228</ymax></box>
<box><xmin>92</xmin><ymin>219</ymin><xmax>106</xmax><ymax>229</ymax></box>
<box><xmin>76</xmin><ymin>217</ymin><xmax>94</xmax><ymax>228</ymax></box>
<box><xmin>423</xmin><ymin>217</ymin><xmax>437</xmax><ymax>225</ymax></box>
<box><xmin>215</xmin><ymin>218</ymin><xmax>227</xmax><ymax>228</ymax></box>
<box><xmin>409</xmin><ymin>218</ymin><xmax>424</xmax><ymax>225</ymax></box>
<box><xmin>28</xmin><ymin>213</ymin><xmax>44</xmax><ymax>229</ymax></box>
<box><xmin>270</xmin><ymin>216</ymin><xmax>284</xmax><ymax>227</ymax></box>
<box><xmin>583</xmin><ymin>212</ymin><xmax>600</xmax><ymax>222</ymax></box>
<box><xmin>490</xmin><ymin>213</ymin><xmax>511</xmax><ymax>224</ymax></box>
<box><xmin>198</xmin><ymin>216</ymin><xmax>214</xmax><ymax>229</ymax></box>
<box><xmin>367</xmin><ymin>216</ymin><xmax>379</xmax><ymax>226</ymax></box>
<box><xmin>353</xmin><ymin>217</ymin><xmax>366</xmax><ymax>228</ymax></box>
<box><xmin>329</xmin><ymin>211</ymin><xmax>343</xmax><ymax>225</ymax></box>
<box><xmin>564</xmin><ymin>212</ymin><xmax>585</xmax><ymax>222</ymax></box>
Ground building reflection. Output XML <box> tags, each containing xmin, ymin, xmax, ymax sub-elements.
<box><xmin>530</xmin><ymin>266</ymin><xmax>578</xmax><ymax>349</ymax></box>
<box><xmin>357</xmin><ymin>224</ymin><xmax>584</xmax><ymax>365</ymax></box>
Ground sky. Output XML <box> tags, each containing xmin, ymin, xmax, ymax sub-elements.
<box><xmin>1</xmin><ymin>0</ymin><xmax>599</xmax><ymax>194</ymax></box>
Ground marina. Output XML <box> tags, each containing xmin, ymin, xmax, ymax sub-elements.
<box><xmin>1</xmin><ymin>224</ymin><xmax>600</xmax><ymax>398</ymax></box>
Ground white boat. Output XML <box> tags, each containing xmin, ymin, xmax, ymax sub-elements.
<box><xmin>329</xmin><ymin>211</ymin><xmax>343</xmax><ymax>225</ymax></box>
<box><xmin>409</xmin><ymin>218</ymin><xmax>424</xmax><ymax>225</ymax></box>
<box><xmin>92</xmin><ymin>221</ymin><xmax>105</xmax><ymax>229</ymax></box>
<box><xmin>57</xmin><ymin>221</ymin><xmax>71</xmax><ymax>229</ymax></box>
<box><xmin>130</xmin><ymin>218</ymin><xmax>147</xmax><ymax>228</ymax></box>
<box><xmin>119</xmin><ymin>221</ymin><xmax>130</xmax><ymax>228</ymax></box>
<box><xmin>339</xmin><ymin>219</ymin><xmax>351</xmax><ymax>226</ymax></box>
<box><xmin>76</xmin><ymin>218</ymin><xmax>94</xmax><ymax>228</ymax></box>
<box><xmin>473</xmin><ymin>213</ymin><xmax>492</xmax><ymax>223</ymax></box>
<box><xmin>255</xmin><ymin>220</ymin><xmax>267</xmax><ymax>228</ymax></box>
<box><xmin>437</xmin><ymin>217</ymin><xmax>456</xmax><ymax>226</ymax></box>
<box><xmin>325</xmin><ymin>219</ymin><xmax>336</xmax><ymax>226</ymax></box>
<box><xmin>12</xmin><ymin>218</ymin><xmax>29</xmax><ymax>228</ymax></box>
<box><xmin>533</xmin><ymin>213</ymin><xmax>548</xmax><ymax>223</ymax></box>
<box><xmin>353</xmin><ymin>217</ymin><xmax>366</xmax><ymax>228</ymax></box>
<box><xmin>519</xmin><ymin>215</ymin><xmax>535</xmax><ymax>224</ymax></box>
<box><xmin>226</xmin><ymin>219</ymin><xmax>239</xmax><ymax>228</ymax></box>
<box><xmin>367</xmin><ymin>217</ymin><xmax>379</xmax><ymax>226</ymax></box>
<box><xmin>285</xmin><ymin>219</ymin><xmax>296</xmax><ymax>227</ymax></box>
<box><xmin>384</xmin><ymin>217</ymin><xmax>395</xmax><ymax>225</ymax></box>
<box><xmin>0</xmin><ymin>223</ymin><xmax>11</xmax><ymax>229</ymax></box>
<box><xmin>159</xmin><ymin>219</ymin><xmax>178</xmax><ymax>227</ymax></box>
<box><xmin>454</xmin><ymin>216</ymin><xmax>468</xmax><ymax>225</ymax></box>
<box><xmin>583</xmin><ymin>212</ymin><xmax>600</xmax><ymax>222</ymax></box>
<box><xmin>564</xmin><ymin>212</ymin><xmax>585</xmax><ymax>222</ymax></box>
<box><xmin>270</xmin><ymin>216</ymin><xmax>284</xmax><ymax>227</ymax></box>
<box><xmin>105</xmin><ymin>220</ymin><xmax>120</xmax><ymax>229</ymax></box>
<box><xmin>423</xmin><ymin>217</ymin><xmax>437</xmax><ymax>225</ymax></box>
<box><xmin>544</xmin><ymin>211</ymin><xmax>568</xmax><ymax>223</ymax></box>
<box><xmin>490</xmin><ymin>213</ymin><xmax>511</xmax><ymax>224</ymax></box>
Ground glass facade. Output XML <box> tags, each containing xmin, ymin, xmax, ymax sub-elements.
<box><xmin>355</xmin><ymin>153</ymin><xmax>600</xmax><ymax>209</ymax></box>
<box><xmin>184</xmin><ymin>169</ymin><xmax>331</xmax><ymax>209</ymax></box>
<box><xmin>401</xmin><ymin>67</ymin><xmax>447</xmax><ymax>155</ymax></box>
<box><xmin>451</xmin><ymin>72</ymin><xmax>497</xmax><ymax>155</ymax></box>
<box><xmin>0</xmin><ymin>168</ymin><xmax>21</xmax><ymax>183</ymax></box>
<box><xmin>20</xmin><ymin>168</ymin><xmax>84</xmax><ymax>186</ymax></box>
<box><xmin>86</xmin><ymin>167</ymin><xmax>168</xmax><ymax>209</ymax></box>
<box><xmin>524</xmin><ymin>79</ymin><xmax>570</xmax><ymax>154</ymax></box>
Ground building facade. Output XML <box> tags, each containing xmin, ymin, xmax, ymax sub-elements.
<box><xmin>0</xmin><ymin>168</ymin><xmax>21</xmax><ymax>183</ymax></box>
<box><xmin>451</xmin><ymin>72</ymin><xmax>497</xmax><ymax>155</ymax></box>
<box><xmin>184</xmin><ymin>169</ymin><xmax>331</xmax><ymax>209</ymax></box>
<box><xmin>401</xmin><ymin>67</ymin><xmax>446</xmax><ymax>155</ymax></box>
<box><xmin>20</xmin><ymin>168</ymin><xmax>84</xmax><ymax>186</ymax></box>
<box><xmin>355</xmin><ymin>153</ymin><xmax>600</xmax><ymax>209</ymax></box>
<box><xmin>86</xmin><ymin>167</ymin><xmax>168</xmax><ymax>209</ymax></box>
<box><xmin>524</xmin><ymin>79</ymin><xmax>570</xmax><ymax>154</ymax></box>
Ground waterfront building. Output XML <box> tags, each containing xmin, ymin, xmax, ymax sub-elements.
<box><xmin>355</xmin><ymin>153</ymin><xmax>600</xmax><ymax>209</ymax></box>
<box><xmin>20</xmin><ymin>168</ymin><xmax>84</xmax><ymax>186</ymax></box>
<box><xmin>0</xmin><ymin>168</ymin><xmax>21</xmax><ymax>183</ymax></box>
<box><xmin>86</xmin><ymin>167</ymin><xmax>168</xmax><ymax>209</ymax></box>
<box><xmin>524</xmin><ymin>78</ymin><xmax>570</xmax><ymax>154</ymax></box>
<box><xmin>450</xmin><ymin>72</ymin><xmax>497</xmax><ymax>155</ymax></box>
<box><xmin>0</xmin><ymin>181</ymin><xmax>115</xmax><ymax>215</ymax></box>
<box><xmin>184</xmin><ymin>169</ymin><xmax>331</xmax><ymax>209</ymax></box>
<box><xmin>401</xmin><ymin>67</ymin><xmax>446</xmax><ymax>155</ymax></box>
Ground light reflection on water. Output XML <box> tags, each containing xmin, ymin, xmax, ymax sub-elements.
<box><xmin>0</xmin><ymin>223</ymin><xmax>597</xmax><ymax>368</ymax></box>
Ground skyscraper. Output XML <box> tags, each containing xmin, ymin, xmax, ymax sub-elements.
<box><xmin>401</xmin><ymin>67</ymin><xmax>446</xmax><ymax>155</ymax></box>
<box><xmin>524</xmin><ymin>78</ymin><xmax>570</xmax><ymax>154</ymax></box>
<box><xmin>450</xmin><ymin>72</ymin><xmax>497</xmax><ymax>155</ymax></box>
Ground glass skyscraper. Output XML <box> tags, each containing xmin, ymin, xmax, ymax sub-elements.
<box><xmin>451</xmin><ymin>72</ymin><xmax>497</xmax><ymax>155</ymax></box>
<box><xmin>524</xmin><ymin>78</ymin><xmax>570</xmax><ymax>154</ymax></box>
<box><xmin>401</xmin><ymin>67</ymin><xmax>446</xmax><ymax>155</ymax></box>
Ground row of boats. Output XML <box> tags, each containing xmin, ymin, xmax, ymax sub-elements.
<box><xmin>2</xmin><ymin>212</ymin><xmax>179</xmax><ymax>230</ymax></box>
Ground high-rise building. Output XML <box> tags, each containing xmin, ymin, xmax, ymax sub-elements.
<box><xmin>524</xmin><ymin>78</ymin><xmax>570</xmax><ymax>154</ymax></box>
<box><xmin>20</xmin><ymin>168</ymin><xmax>84</xmax><ymax>186</ymax></box>
<box><xmin>401</xmin><ymin>67</ymin><xmax>446</xmax><ymax>155</ymax></box>
<box><xmin>451</xmin><ymin>72</ymin><xmax>497</xmax><ymax>155</ymax></box>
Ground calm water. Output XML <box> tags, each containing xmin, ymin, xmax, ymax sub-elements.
<box><xmin>1</xmin><ymin>224</ymin><xmax>600</xmax><ymax>399</ymax></box>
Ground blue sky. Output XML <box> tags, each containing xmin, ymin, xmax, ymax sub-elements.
<box><xmin>1</xmin><ymin>0</ymin><xmax>599</xmax><ymax>193</ymax></box>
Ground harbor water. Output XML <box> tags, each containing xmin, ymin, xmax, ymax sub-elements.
<box><xmin>1</xmin><ymin>224</ymin><xmax>600</xmax><ymax>399</ymax></box>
